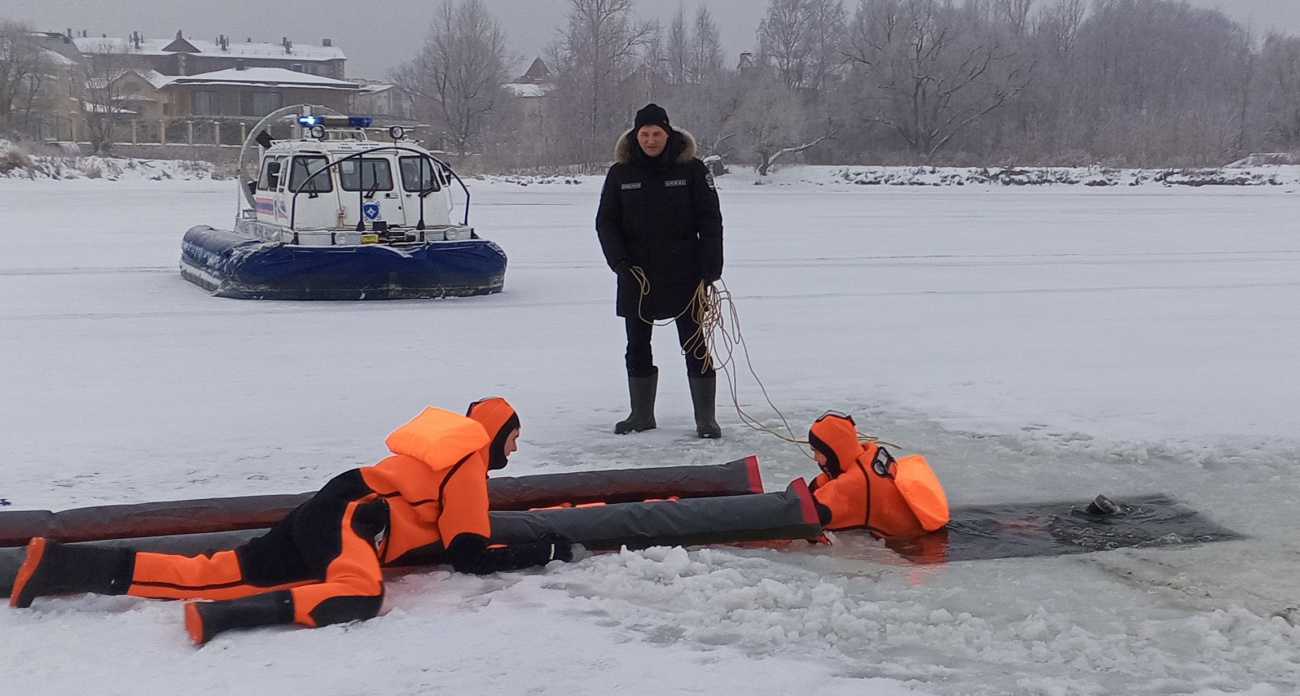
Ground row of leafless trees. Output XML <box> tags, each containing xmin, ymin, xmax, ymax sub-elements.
<box><xmin>390</xmin><ymin>0</ymin><xmax>1300</xmax><ymax>171</ymax></box>
<box><xmin>0</xmin><ymin>20</ymin><xmax>53</xmax><ymax>138</ymax></box>
<box><xmin>1</xmin><ymin>19</ymin><xmax>145</xmax><ymax>152</ymax></box>
<box><xmin>5</xmin><ymin>1</ymin><xmax>1299</xmax><ymax>169</ymax></box>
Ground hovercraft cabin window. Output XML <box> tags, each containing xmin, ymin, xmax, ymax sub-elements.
<box><xmin>399</xmin><ymin>157</ymin><xmax>441</xmax><ymax>193</ymax></box>
<box><xmin>288</xmin><ymin>155</ymin><xmax>332</xmax><ymax>193</ymax></box>
<box><xmin>258</xmin><ymin>156</ymin><xmax>285</xmax><ymax>190</ymax></box>
<box><xmin>339</xmin><ymin>158</ymin><xmax>394</xmax><ymax>192</ymax></box>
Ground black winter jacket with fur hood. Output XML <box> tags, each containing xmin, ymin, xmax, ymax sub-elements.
<box><xmin>595</xmin><ymin>127</ymin><xmax>724</xmax><ymax>319</ymax></box>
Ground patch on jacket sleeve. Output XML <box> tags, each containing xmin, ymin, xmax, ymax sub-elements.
<box><xmin>664</xmin><ymin>179</ymin><xmax>687</xmax><ymax>187</ymax></box>
<box><xmin>621</xmin><ymin>182</ymin><xmax>642</xmax><ymax>190</ymax></box>
<box><xmin>705</xmin><ymin>172</ymin><xmax>716</xmax><ymax>190</ymax></box>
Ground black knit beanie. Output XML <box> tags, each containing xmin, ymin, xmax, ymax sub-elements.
<box><xmin>634</xmin><ymin>103</ymin><xmax>671</xmax><ymax>132</ymax></box>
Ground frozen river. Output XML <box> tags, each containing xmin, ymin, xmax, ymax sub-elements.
<box><xmin>1</xmin><ymin>168</ymin><xmax>1297</xmax><ymax>695</ymax></box>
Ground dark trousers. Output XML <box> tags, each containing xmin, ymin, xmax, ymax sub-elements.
<box><xmin>625</xmin><ymin>316</ymin><xmax>715</xmax><ymax>378</ymax></box>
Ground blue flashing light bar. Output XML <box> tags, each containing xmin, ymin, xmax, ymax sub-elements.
<box><xmin>295</xmin><ymin>115</ymin><xmax>373</xmax><ymax>128</ymax></box>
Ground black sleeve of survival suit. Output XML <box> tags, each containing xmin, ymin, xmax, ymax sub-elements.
<box><xmin>445</xmin><ymin>533</ymin><xmax>557</xmax><ymax>575</ymax></box>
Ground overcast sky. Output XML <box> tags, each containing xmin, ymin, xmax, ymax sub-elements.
<box><xmin>8</xmin><ymin>0</ymin><xmax>1300</xmax><ymax>80</ymax></box>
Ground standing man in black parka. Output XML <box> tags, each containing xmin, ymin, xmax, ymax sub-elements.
<box><xmin>596</xmin><ymin>103</ymin><xmax>724</xmax><ymax>439</ymax></box>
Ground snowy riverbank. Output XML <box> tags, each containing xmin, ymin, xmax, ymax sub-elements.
<box><xmin>6</xmin><ymin>138</ymin><xmax>1300</xmax><ymax>189</ymax></box>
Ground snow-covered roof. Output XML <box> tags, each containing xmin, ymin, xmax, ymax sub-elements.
<box><xmin>167</xmin><ymin>67</ymin><xmax>360</xmax><ymax>90</ymax></box>
<box><xmin>504</xmin><ymin>82</ymin><xmax>553</xmax><ymax>98</ymax></box>
<box><xmin>133</xmin><ymin>69</ymin><xmax>173</xmax><ymax>90</ymax></box>
<box><xmin>39</xmin><ymin>48</ymin><xmax>78</xmax><ymax>67</ymax></box>
<box><xmin>86</xmin><ymin>69</ymin><xmax>172</xmax><ymax>91</ymax></box>
<box><xmin>356</xmin><ymin>82</ymin><xmax>394</xmax><ymax>95</ymax></box>
<box><xmin>519</xmin><ymin>57</ymin><xmax>550</xmax><ymax>82</ymax></box>
<box><xmin>73</xmin><ymin>36</ymin><xmax>345</xmax><ymax>61</ymax></box>
<box><xmin>82</xmin><ymin>102</ymin><xmax>136</xmax><ymax>115</ymax></box>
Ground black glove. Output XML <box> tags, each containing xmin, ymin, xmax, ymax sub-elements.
<box><xmin>612</xmin><ymin>260</ymin><xmax>631</xmax><ymax>276</ymax></box>
<box><xmin>542</xmin><ymin>533</ymin><xmax>574</xmax><ymax>563</ymax></box>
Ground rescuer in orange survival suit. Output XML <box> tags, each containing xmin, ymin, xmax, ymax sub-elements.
<box><xmin>806</xmin><ymin>411</ymin><xmax>949</xmax><ymax>538</ymax></box>
<box><xmin>9</xmin><ymin>398</ymin><xmax>573</xmax><ymax>644</ymax></box>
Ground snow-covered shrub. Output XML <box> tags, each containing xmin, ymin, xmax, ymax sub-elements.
<box><xmin>0</xmin><ymin>141</ymin><xmax>33</xmax><ymax>174</ymax></box>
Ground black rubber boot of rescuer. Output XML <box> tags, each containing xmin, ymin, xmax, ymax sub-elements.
<box><xmin>185</xmin><ymin>590</ymin><xmax>295</xmax><ymax>645</ymax></box>
<box><xmin>615</xmin><ymin>370</ymin><xmax>658</xmax><ymax>434</ymax></box>
<box><xmin>9</xmin><ymin>538</ymin><xmax>134</xmax><ymax>608</ymax></box>
<box><xmin>689</xmin><ymin>375</ymin><xmax>721</xmax><ymax>439</ymax></box>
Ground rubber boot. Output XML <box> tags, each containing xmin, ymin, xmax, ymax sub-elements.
<box><xmin>689</xmin><ymin>375</ymin><xmax>722</xmax><ymax>439</ymax></box>
<box><xmin>185</xmin><ymin>589</ymin><xmax>295</xmax><ymax>645</ymax></box>
<box><xmin>615</xmin><ymin>369</ymin><xmax>658</xmax><ymax>434</ymax></box>
<box><xmin>9</xmin><ymin>537</ymin><xmax>134</xmax><ymax>608</ymax></box>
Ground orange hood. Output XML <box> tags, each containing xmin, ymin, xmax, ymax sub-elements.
<box><xmin>466</xmin><ymin>397</ymin><xmax>520</xmax><ymax>471</ymax></box>
<box><xmin>808</xmin><ymin>413</ymin><xmax>863</xmax><ymax>478</ymax></box>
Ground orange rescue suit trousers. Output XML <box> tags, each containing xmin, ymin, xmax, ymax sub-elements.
<box><xmin>126</xmin><ymin>470</ymin><xmax>388</xmax><ymax>627</ymax></box>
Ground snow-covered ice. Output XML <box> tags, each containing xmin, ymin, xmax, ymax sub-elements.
<box><xmin>1</xmin><ymin>165</ymin><xmax>1298</xmax><ymax>695</ymax></box>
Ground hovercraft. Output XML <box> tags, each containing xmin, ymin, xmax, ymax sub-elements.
<box><xmin>180</xmin><ymin>105</ymin><xmax>506</xmax><ymax>300</ymax></box>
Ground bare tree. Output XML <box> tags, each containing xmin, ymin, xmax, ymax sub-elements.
<box><xmin>1034</xmin><ymin>0</ymin><xmax>1084</xmax><ymax>56</ymax></box>
<box><xmin>384</xmin><ymin>0</ymin><xmax>1300</xmax><ymax>169</ymax></box>
<box><xmin>1071</xmin><ymin>0</ymin><xmax>1254</xmax><ymax>165</ymax></box>
<box><xmin>637</xmin><ymin>19</ymin><xmax>668</xmax><ymax>80</ymax></box>
<box><xmin>665</xmin><ymin>52</ymin><xmax>743</xmax><ymax>169</ymax></box>
<box><xmin>806</xmin><ymin>0</ymin><xmax>849</xmax><ymax>91</ymax></box>
<box><xmin>987</xmin><ymin>0</ymin><xmax>1084</xmax><ymax>161</ymax></box>
<box><xmin>992</xmin><ymin>0</ymin><xmax>1034</xmax><ymax>37</ymax></box>
<box><xmin>845</xmin><ymin>0</ymin><xmax>1033</xmax><ymax>159</ymax></box>
<box><xmin>391</xmin><ymin>0</ymin><xmax>511</xmax><ymax>157</ymax></box>
<box><xmin>78</xmin><ymin>43</ymin><xmax>136</xmax><ymax>153</ymax></box>
<box><xmin>0</xmin><ymin>21</ymin><xmax>51</xmax><ymax>134</ymax></box>
<box><xmin>1257</xmin><ymin>33</ymin><xmax>1300</xmax><ymax>151</ymax></box>
<box><xmin>726</xmin><ymin>77</ymin><xmax>837</xmax><ymax>175</ymax></box>
<box><xmin>666</xmin><ymin>7</ymin><xmax>690</xmax><ymax>85</ymax></box>
<box><xmin>759</xmin><ymin>0</ymin><xmax>848</xmax><ymax>91</ymax></box>
<box><xmin>759</xmin><ymin>0</ymin><xmax>811</xmax><ymax>89</ymax></box>
<box><xmin>687</xmin><ymin>6</ymin><xmax>725</xmax><ymax>84</ymax></box>
<box><xmin>548</xmin><ymin>0</ymin><xmax>653</xmax><ymax>159</ymax></box>
<box><xmin>665</xmin><ymin>6</ymin><xmax>724</xmax><ymax>86</ymax></box>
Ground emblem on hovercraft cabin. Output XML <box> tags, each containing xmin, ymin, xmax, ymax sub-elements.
<box><xmin>362</xmin><ymin>201</ymin><xmax>382</xmax><ymax>221</ymax></box>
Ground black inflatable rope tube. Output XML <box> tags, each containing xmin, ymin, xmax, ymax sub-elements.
<box><xmin>407</xmin><ymin>479</ymin><xmax>824</xmax><ymax>562</ymax></box>
<box><xmin>0</xmin><ymin>480</ymin><xmax>822</xmax><ymax>595</ymax></box>
<box><xmin>0</xmin><ymin>458</ymin><xmax>763</xmax><ymax>547</ymax></box>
